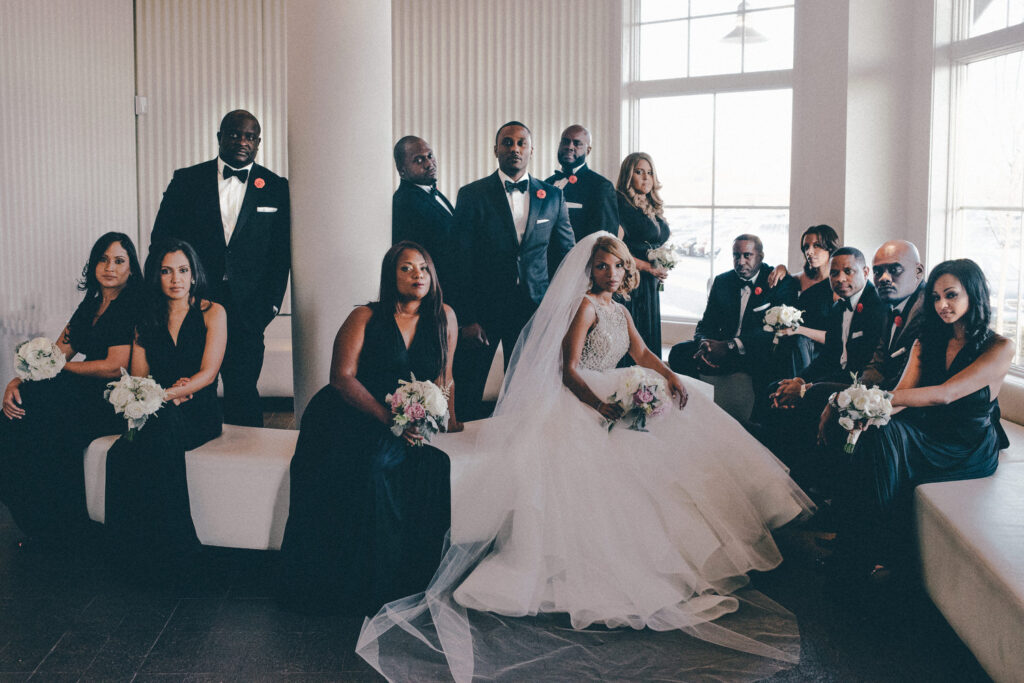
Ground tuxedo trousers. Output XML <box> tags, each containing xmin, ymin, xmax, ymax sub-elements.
<box><xmin>215</xmin><ymin>283</ymin><xmax>267</xmax><ymax>427</ymax></box>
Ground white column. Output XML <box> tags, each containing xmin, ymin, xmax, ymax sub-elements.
<box><xmin>288</xmin><ymin>0</ymin><xmax>393</xmax><ymax>420</ymax></box>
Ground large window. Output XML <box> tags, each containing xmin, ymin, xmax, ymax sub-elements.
<box><xmin>941</xmin><ymin>1</ymin><xmax>1024</xmax><ymax>361</ymax></box>
<box><xmin>627</xmin><ymin>1</ymin><xmax>794</xmax><ymax>319</ymax></box>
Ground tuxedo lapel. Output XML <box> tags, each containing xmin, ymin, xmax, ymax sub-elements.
<box><xmin>230</xmin><ymin>166</ymin><xmax>262</xmax><ymax>246</ymax></box>
<box><xmin>522</xmin><ymin>178</ymin><xmax>544</xmax><ymax>246</ymax></box>
<box><xmin>890</xmin><ymin>286</ymin><xmax>922</xmax><ymax>350</ymax></box>
<box><xmin>203</xmin><ymin>160</ymin><xmax>224</xmax><ymax>243</ymax></box>
<box><xmin>486</xmin><ymin>173</ymin><xmax>518</xmax><ymax>249</ymax></box>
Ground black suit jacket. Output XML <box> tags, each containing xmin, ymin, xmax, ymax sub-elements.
<box><xmin>152</xmin><ymin>159</ymin><xmax>291</xmax><ymax>330</ymax></box>
<box><xmin>694</xmin><ymin>264</ymin><xmax>799</xmax><ymax>355</ymax></box>
<box><xmin>860</xmin><ymin>283</ymin><xmax>926</xmax><ymax>390</ymax></box>
<box><xmin>543</xmin><ymin>164</ymin><xmax>619</xmax><ymax>240</ymax></box>
<box><xmin>801</xmin><ymin>281</ymin><xmax>886</xmax><ymax>384</ymax></box>
<box><xmin>451</xmin><ymin>172</ymin><xmax>575</xmax><ymax>330</ymax></box>
<box><xmin>391</xmin><ymin>179</ymin><xmax>455</xmax><ymax>289</ymax></box>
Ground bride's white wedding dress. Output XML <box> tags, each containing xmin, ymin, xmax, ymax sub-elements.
<box><xmin>357</xmin><ymin>232</ymin><xmax>814</xmax><ymax>683</ymax></box>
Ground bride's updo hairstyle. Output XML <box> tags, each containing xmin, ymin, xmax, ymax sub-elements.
<box><xmin>589</xmin><ymin>235</ymin><xmax>639</xmax><ymax>299</ymax></box>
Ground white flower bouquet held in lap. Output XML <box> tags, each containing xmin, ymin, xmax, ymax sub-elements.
<box><xmin>763</xmin><ymin>305</ymin><xmax>804</xmax><ymax>349</ymax></box>
<box><xmin>605</xmin><ymin>366</ymin><xmax>670</xmax><ymax>432</ymax></box>
<box><xmin>647</xmin><ymin>244</ymin><xmax>682</xmax><ymax>291</ymax></box>
<box><xmin>828</xmin><ymin>373</ymin><xmax>893</xmax><ymax>453</ymax></box>
<box><xmin>105</xmin><ymin>368</ymin><xmax>166</xmax><ymax>440</ymax></box>
<box><xmin>385</xmin><ymin>374</ymin><xmax>449</xmax><ymax>446</ymax></box>
<box><xmin>14</xmin><ymin>337</ymin><xmax>66</xmax><ymax>381</ymax></box>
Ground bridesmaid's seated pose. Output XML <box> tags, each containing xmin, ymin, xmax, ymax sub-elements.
<box><xmin>828</xmin><ymin>258</ymin><xmax>1012</xmax><ymax>583</ymax></box>
<box><xmin>280</xmin><ymin>241</ymin><xmax>460</xmax><ymax>615</ymax></box>
<box><xmin>104</xmin><ymin>239</ymin><xmax>226</xmax><ymax>574</ymax></box>
<box><xmin>1</xmin><ymin>232</ymin><xmax>143</xmax><ymax>548</ymax></box>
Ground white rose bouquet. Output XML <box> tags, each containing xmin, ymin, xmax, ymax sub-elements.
<box><xmin>605</xmin><ymin>366</ymin><xmax>670</xmax><ymax>432</ymax></box>
<box><xmin>762</xmin><ymin>305</ymin><xmax>804</xmax><ymax>350</ymax></box>
<box><xmin>828</xmin><ymin>374</ymin><xmax>893</xmax><ymax>453</ymax></box>
<box><xmin>105</xmin><ymin>368</ymin><xmax>166</xmax><ymax>440</ymax></box>
<box><xmin>385</xmin><ymin>375</ymin><xmax>449</xmax><ymax>446</ymax></box>
<box><xmin>14</xmin><ymin>337</ymin><xmax>66</xmax><ymax>382</ymax></box>
<box><xmin>647</xmin><ymin>244</ymin><xmax>682</xmax><ymax>291</ymax></box>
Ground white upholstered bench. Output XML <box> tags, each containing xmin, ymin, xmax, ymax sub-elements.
<box><xmin>84</xmin><ymin>425</ymin><xmax>298</xmax><ymax>550</ymax></box>
<box><xmin>914</xmin><ymin>380</ymin><xmax>1024</xmax><ymax>683</ymax></box>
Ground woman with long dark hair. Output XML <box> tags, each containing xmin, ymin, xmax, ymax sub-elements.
<box><xmin>831</xmin><ymin>258</ymin><xmax>1012</xmax><ymax>581</ymax></box>
<box><xmin>0</xmin><ymin>232</ymin><xmax>143</xmax><ymax>546</ymax></box>
<box><xmin>615</xmin><ymin>152</ymin><xmax>672</xmax><ymax>354</ymax></box>
<box><xmin>104</xmin><ymin>239</ymin><xmax>226</xmax><ymax>572</ymax></box>
<box><xmin>280</xmin><ymin>241</ymin><xmax>460</xmax><ymax>614</ymax></box>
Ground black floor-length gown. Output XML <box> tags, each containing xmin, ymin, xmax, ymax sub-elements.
<box><xmin>0</xmin><ymin>294</ymin><xmax>136</xmax><ymax>543</ymax></box>
<box><xmin>835</xmin><ymin>333</ymin><xmax>1006</xmax><ymax>568</ymax></box>
<box><xmin>104</xmin><ymin>305</ymin><xmax>222</xmax><ymax>563</ymax></box>
<box><xmin>280</xmin><ymin>303</ymin><xmax>451</xmax><ymax>615</ymax></box>
<box><xmin>779</xmin><ymin>276</ymin><xmax>833</xmax><ymax>378</ymax></box>
<box><xmin>618</xmin><ymin>194</ymin><xmax>671</xmax><ymax>354</ymax></box>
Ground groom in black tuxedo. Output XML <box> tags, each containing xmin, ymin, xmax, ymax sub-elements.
<box><xmin>391</xmin><ymin>136</ymin><xmax>455</xmax><ymax>288</ymax></box>
<box><xmin>151</xmin><ymin>110</ymin><xmax>290</xmax><ymax>427</ymax></box>
<box><xmin>544</xmin><ymin>125</ymin><xmax>619</xmax><ymax>240</ymax></box>
<box><xmin>451</xmin><ymin>121</ymin><xmax>575</xmax><ymax>420</ymax></box>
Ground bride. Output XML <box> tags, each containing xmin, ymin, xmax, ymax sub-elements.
<box><xmin>358</xmin><ymin>232</ymin><xmax>814</xmax><ymax>682</ymax></box>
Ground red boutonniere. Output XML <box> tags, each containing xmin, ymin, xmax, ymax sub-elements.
<box><xmin>894</xmin><ymin>315</ymin><xmax>903</xmax><ymax>327</ymax></box>
<box><xmin>856</xmin><ymin>302</ymin><xmax>863</xmax><ymax>313</ymax></box>
<box><xmin>568</xmin><ymin>175</ymin><xmax>578</xmax><ymax>184</ymax></box>
<box><xmin>253</xmin><ymin>177</ymin><xmax>266</xmax><ymax>189</ymax></box>
<box><xmin>754</xmin><ymin>286</ymin><xmax>763</xmax><ymax>296</ymax></box>
<box><xmin>536</xmin><ymin>189</ymin><xmax>546</xmax><ymax>199</ymax></box>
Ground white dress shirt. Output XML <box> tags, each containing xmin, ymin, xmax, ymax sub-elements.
<box><xmin>498</xmin><ymin>170</ymin><xmax>531</xmax><ymax>244</ymax></box>
<box><xmin>416</xmin><ymin>183</ymin><xmax>452</xmax><ymax>215</ymax></box>
<box><xmin>551</xmin><ymin>162</ymin><xmax>584</xmax><ymax>190</ymax></box>
<box><xmin>840</xmin><ymin>286</ymin><xmax>866</xmax><ymax>368</ymax></box>
<box><xmin>217</xmin><ymin>157</ymin><xmax>253</xmax><ymax>244</ymax></box>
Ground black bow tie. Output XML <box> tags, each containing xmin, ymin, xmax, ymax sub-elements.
<box><xmin>223</xmin><ymin>166</ymin><xmax>249</xmax><ymax>183</ymax></box>
<box><xmin>840</xmin><ymin>298</ymin><xmax>853</xmax><ymax>312</ymax></box>
<box><xmin>739</xmin><ymin>280</ymin><xmax>754</xmax><ymax>291</ymax></box>
<box><xmin>553</xmin><ymin>169</ymin><xmax>573</xmax><ymax>179</ymax></box>
<box><xmin>428</xmin><ymin>186</ymin><xmax>441</xmax><ymax>197</ymax></box>
<box><xmin>504</xmin><ymin>179</ymin><xmax>528</xmax><ymax>193</ymax></box>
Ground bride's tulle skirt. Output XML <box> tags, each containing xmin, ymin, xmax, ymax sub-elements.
<box><xmin>358</xmin><ymin>372</ymin><xmax>814</xmax><ymax>682</ymax></box>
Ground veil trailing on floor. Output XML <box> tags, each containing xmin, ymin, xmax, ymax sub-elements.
<box><xmin>356</xmin><ymin>232</ymin><xmax>804</xmax><ymax>682</ymax></box>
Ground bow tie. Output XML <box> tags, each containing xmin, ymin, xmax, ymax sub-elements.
<box><xmin>552</xmin><ymin>169</ymin><xmax>574</xmax><ymax>179</ymax></box>
<box><xmin>428</xmin><ymin>186</ymin><xmax>441</xmax><ymax>197</ymax></box>
<box><xmin>739</xmin><ymin>280</ymin><xmax>754</xmax><ymax>291</ymax></box>
<box><xmin>504</xmin><ymin>179</ymin><xmax>528</xmax><ymax>193</ymax></box>
<box><xmin>840</xmin><ymin>298</ymin><xmax>853</xmax><ymax>312</ymax></box>
<box><xmin>223</xmin><ymin>166</ymin><xmax>249</xmax><ymax>183</ymax></box>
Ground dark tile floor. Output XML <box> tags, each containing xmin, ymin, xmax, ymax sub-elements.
<box><xmin>0</xmin><ymin>404</ymin><xmax>992</xmax><ymax>682</ymax></box>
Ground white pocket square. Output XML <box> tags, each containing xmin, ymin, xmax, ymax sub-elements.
<box><xmin>256</xmin><ymin>206</ymin><xmax>278</xmax><ymax>213</ymax></box>
<box><xmin>752</xmin><ymin>303</ymin><xmax>770</xmax><ymax>312</ymax></box>
<box><xmin>566</xmin><ymin>201</ymin><xmax>583</xmax><ymax>209</ymax></box>
<box><xmin>536</xmin><ymin>218</ymin><xmax>550</xmax><ymax>224</ymax></box>
<box><xmin>852</xmin><ymin>330</ymin><xmax>864</xmax><ymax>339</ymax></box>
<box><xmin>890</xmin><ymin>347</ymin><xmax>907</xmax><ymax>358</ymax></box>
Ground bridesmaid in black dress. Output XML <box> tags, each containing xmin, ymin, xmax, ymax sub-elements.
<box><xmin>830</xmin><ymin>258</ymin><xmax>1013</xmax><ymax>581</ymax></box>
<box><xmin>280</xmin><ymin>241</ymin><xmax>460</xmax><ymax>615</ymax></box>
<box><xmin>772</xmin><ymin>224</ymin><xmax>840</xmax><ymax>377</ymax></box>
<box><xmin>0</xmin><ymin>232</ymin><xmax>142</xmax><ymax>547</ymax></box>
<box><xmin>104</xmin><ymin>239</ymin><xmax>226</xmax><ymax>570</ymax></box>
<box><xmin>615</xmin><ymin>152</ymin><xmax>671</xmax><ymax>355</ymax></box>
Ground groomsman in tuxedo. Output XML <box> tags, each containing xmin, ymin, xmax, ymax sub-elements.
<box><xmin>543</xmin><ymin>125</ymin><xmax>619</xmax><ymax>240</ymax></box>
<box><xmin>391</xmin><ymin>136</ymin><xmax>456</xmax><ymax>288</ymax></box>
<box><xmin>668</xmin><ymin>235</ymin><xmax>797</xmax><ymax>395</ymax></box>
<box><xmin>451</xmin><ymin>121</ymin><xmax>575</xmax><ymax>419</ymax></box>
<box><xmin>151</xmin><ymin>110</ymin><xmax>290</xmax><ymax>427</ymax></box>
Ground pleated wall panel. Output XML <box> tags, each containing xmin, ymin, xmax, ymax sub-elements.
<box><xmin>392</xmin><ymin>0</ymin><xmax>623</xmax><ymax>195</ymax></box>
<box><xmin>134</xmin><ymin>0</ymin><xmax>288</xmax><ymax>258</ymax></box>
<box><xmin>0</xmin><ymin>0</ymin><xmax>137</xmax><ymax>379</ymax></box>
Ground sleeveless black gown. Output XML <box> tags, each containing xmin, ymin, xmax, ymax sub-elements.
<box><xmin>835</xmin><ymin>334</ymin><xmax>1007</xmax><ymax>568</ymax></box>
<box><xmin>104</xmin><ymin>305</ymin><xmax>222</xmax><ymax>564</ymax></box>
<box><xmin>280</xmin><ymin>303</ymin><xmax>451</xmax><ymax>615</ymax></box>
<box><xmin>780</xmin><ymin>276</ymin><xmax>833</xmax><ymax>378</ymax></box>
<box><xmin>618</xmin><ymin>194</ymin><xmax>671</xmax><ymax>355</ymax></box>
<box><xmin>0</xmin><ymin>293</ymin><xmax>136</xmax><ymax>543</ymax></box>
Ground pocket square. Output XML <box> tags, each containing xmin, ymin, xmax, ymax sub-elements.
<box><xmin>890</xmin><ymin>347</ymin><xmax>907</xmax><ymax>358</ymax></box>
<box><xmin>536</xmin><ymin>218</ymin><xmax>550</xmax><ymax>224</ymax></box>
<box><xmin>752</xmin><ymin>303</ymin><xmax>770</xmax><ymax>312</ymax></box>
<box><xmin>566</xmin><ymin>201</ymin><xmax>583</xmax><ymax>209</ymax></box>
<box><xmin>256</xmin><ymin>206</ymin><xmax>278</xmax><ymax>213</ymax></box>
<box><xmin>852</xmin><ymin>330</ymin><xmax>864</xmax><ymax>339</ymax></box>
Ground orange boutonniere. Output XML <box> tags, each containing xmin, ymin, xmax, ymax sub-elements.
<box><xmin>568</xmin><ymin>175</ymin><xmax>578</xmax><ymax>184</ymax></box>
<box><xmin>536</xmin><ymin>189</ymin><xmax>546</xmax><ymax>199</ymax></box>
<box><xmin>856</xmin><ymin>303</ymin><xmax>863</xmax><ymax>313</ymax></box>
<box><xmin>754</xmin><ymin>286</ymin><xmax>763</xmax><ymax>296</ymax></box>
<box><xmin>254</xmin><ymin>177</ymin><xmax>265</xmax><ymax>189</ymax></box>
<box><xmin>894</xmin><ymin>315</ymin><xmax>903</xmax><ymax>327</ymax></box>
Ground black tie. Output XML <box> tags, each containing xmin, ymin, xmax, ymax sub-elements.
<box><xmin>552</xmin><ymin>169</ymin><xmax>569</xmax><ymax>179</ymax></box>
<box><xmin>223</xmin><ymin>166</ymin><xmax>249</xmax><ymax>183</ymax></box>
<box><xmin>504</xmin><ymin>179</ymin><xmax>528</xmax><ymax>193</ymax></box>
<box><xmin>740</xmin><ymin>280</ymin><xmax>753</xmax><ymax>292</ymax></box>
<box><xmin>840</xmin><ymin>298</ymin><xmax>853</xmax><ymax>312</ymax></box>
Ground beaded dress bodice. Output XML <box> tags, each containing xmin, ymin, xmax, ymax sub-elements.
<box><xmin>579</xmin><ymin>295</ymin><xmax>630</xmax><ymax>371</ymax></box>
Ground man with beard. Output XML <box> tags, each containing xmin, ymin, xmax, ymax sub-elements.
<box><xmin>544</xmin><ymin>125</ymin><xmax>618</xmax><ymax>240</ymax></box>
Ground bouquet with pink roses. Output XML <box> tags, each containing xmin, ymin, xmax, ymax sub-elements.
<box><xmin>605</xmin><ymin>366</ymin><xmax>670</xmax><ymax>432</ymax></box>
<box><xmin>385</xmin><ymin>374</ymin><xmax>449</xmax><ymax>446</ymax></box>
